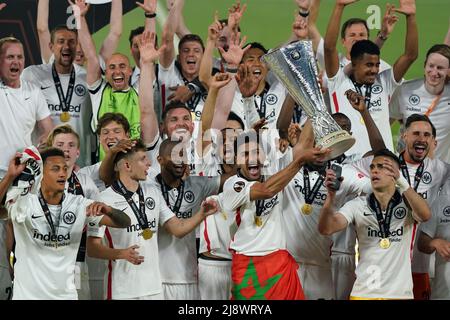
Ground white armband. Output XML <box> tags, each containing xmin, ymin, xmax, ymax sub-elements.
<box><xmin>396</xmin><ymin>175</ymin><xmax>410</xmax><ymax>194</ymax></box>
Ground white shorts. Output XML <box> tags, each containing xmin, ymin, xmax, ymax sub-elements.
<box><xmin>162</xmin><ymin>282</ymin><xmax>199</xmax><ymax>300</ymax></box>
<box><xmin>119</xmin><ymin>292</ymin><xmax>164</xmax><ymax>300</ymax></box>
<box><xmin>331</xmin><ymin>253</ymin><xmax>356</xmax><ymax>300</ymax></box>
<box><xmin>198</xmin><ymin>258</ymin><xmax>232</xmax><ymax>300</ymax></box>
<box><xmin>297</xmin><ymin>262</ymin><xmax>334</xmax><ymax>300</ymax></box>
<box><xmin>0</xmin><ymin>267</ymin><xmax>12</xmax><ymax>300</ymax></box>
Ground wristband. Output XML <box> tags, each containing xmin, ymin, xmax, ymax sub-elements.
<box><xmin>145</xmin><ymin>12</ymin><xmax>157</xmax><ymax>18</ymax></box>
<box><xmin>225</xmin><ymin>67</ymin><xmax>238</xmax><ymax>73</ymax></box>
<box><xmin>377</xmin><ymin>31</ymin><xmax>388</xmax><ymax>41</ymax></box>
<box><xmin>396</xmin><ymin>175</ymin><xmax>410</xmax><ymax>194</ymax></box>
<box><xmin>299</xmin><ymin>10</ymin><xmax>309</xmax><ymax>18</ymax></box>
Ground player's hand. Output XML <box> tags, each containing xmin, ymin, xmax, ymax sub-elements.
<box><xmin>336</xmin><ymin>0</ymin><xmax>359</xmax><ymax>7</ymax></box>
<box><xmin>292</xmin><ymin>14</ymin><xmax>308</xmax><ymax>39</ymax></box>
<box><xmin>136</xmin><ymin>0</ymin><xmax>157</xmax><ymax>14</ymax></box>
<box><xmin>209</xmin><ymin>73</ymin><xmax>232</xmax><ymax>91</ymax></box>
<box><xmin>6</xmin><ymin>153</ymin><xmax>27</xmax><ymax>180</ymax></box>
<box><xmin>218</xmin><ymin>32</ymin><xmax>251</xmax><ymax>67</ymax></box>
<box><xmin>109</xmin><ymin>139</ymin><xmax>136</xmax><ymax>155</ymax></box>
<box><xmin>251</xmin><ymin>118</ymin><xmax>268</xmax><ymax>133</ymax></box>
<box><xmin>431</xmin><ymin>239</ymin><xmax>450</xmax><ymax>261</ymax></box>
<box><xmin>168</xmin><ymin>85</ymin><xmax>193</xmax><ymax>103</ymax></box>
<box><xmin>295</xmin><ymin>0</ymin><xmax>311</xmax><ymax>11</ymax></box>
<box><xmin>298</xmin><ymin>146</ymin><xmax>331</xmax><ymax>164</ymax></box>
<box><xmin>382</xmin><ymin>158</ymin><xmax>400</xmax><ymax>181</ymax></box>
<box><xmin>68</xmin><ymin>0</ymin><xmax>90</xmax><ymax>17</ymax></box>
<box><xmin>288</xmin><ymin>123</ymin><xmax>302</xmax><ymax>146</ymax></box>
<box><xmin>86</xmin><ymin>202</ymin><xmax>111</xmax><ymax>216</ymax></box>
<box><xmin>208</xmin><ymin>11</ymin><xmax>223</xmax><ymax>42</ymax></box>
<box><xmin>227</xmin><ymin>0</ymin><xmax>247</xmax><ymax>32</ymax></box>
<box><xmin>0</xmin><ymin>3</ymin><xmax>7</xmax><ymax>11</ymax></box>
<box><xmin>380</xmin><ymin>4</ymin><xmax>399</xmax><ymax>36</ymax></box>
<box><xmin>120</xmin><ymin>245</ymin><xmax>145</xmax><ymax>265</ymax></box>
<box><xmin>345</xmin><ymin>89</ymin><xmax>366</xmax><ymax>113</ymax></box>
<box><xmin>324</xmin><ymin>168</ymin><xmax>343</xmax><ymax>193</ymax></box>
<box><xmin>139</xmin><ymin>31</ymin><xmax>166</xmax><ymax>65</ymax></box>
<box><xmin>393</xmin><ymin>0</ymin><xmax>416</xmax><ymax>16</ymax></box>
<box><xmin>236</xmin><ymin>65</ymin><xmax>259</xmax><ymax>98</ymax></box>
<box><xmin>200</xmin><ymin>199</ymin><xmax>219</xmax><ymax>217</ymax></box>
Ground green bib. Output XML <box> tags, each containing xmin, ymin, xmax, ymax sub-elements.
<box><xmin>98</xmin><ymin>85</ymin><xmax>141</xmax><ymax>160</ymax></box>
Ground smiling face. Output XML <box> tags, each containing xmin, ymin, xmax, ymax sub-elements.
<box><xmin>403</xmin><ymin>121</ymin><xmax>433</xmax><ymax>163</ymax></box>
<box><xmin>105</xmin><ymin>54</ymin><xmax>132</xmax><ymax>91</ymax></box>
<box><xmin>241</xmin><ymin>47</ymin><xmax>268</xmax><ymax>86</ymax></box>
<box><xmin>50</xmin><ymin>29</ymin><xmax>77</xmax><ymax>70</ymax></box>
<box><xmin>0</xmin><ymin>42</ymin><xmax>24</xmax><ymax>88</ymax></box>
<box><xmin>236</xmin><ymin>140</ymin><xmax>266</xmax><ymax>181</ymax></box>
<box><xmin>163</xmin><ymin>107</ymin><xmax>194</xmax><ymax>142</ymax></box>
<box><xmin>178</xmin><ymin>40</ymin><xmax>203</xmax><ymax>80</ymax></box>
<box><xmin>352</xmin><ymin>53</ymin><xmax>380</xmax><ymax>85</ymax></box>
<box><xmin>42</xmin><ymin>156</ymin><xmax>69</xmax><ymax>193</ymax></box>
<box><xmin>220</xmin><ymin>120</ymin><xmax>244</xmax><ymax>163</ymax></box>
<box><xmin>99</xmin><ymin>121</ymin><xmax>130</xmax><ymax>153</ymax></box>
<box><xmin>52</xmin><ymin>133</ymin><xmax>80</xmax><ymax>169</ymax></box>
<box><xmin>424</xmin><ymin>52</ymin><xmax>449</xmax><ymax>89</ymax></box>
<box><xmin>342</xmin><ymin>23</ymin><xmax>369</xmax><ymax>56</ymax></box>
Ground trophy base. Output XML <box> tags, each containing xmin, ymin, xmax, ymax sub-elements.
<box><xmin>317</xmin><ymin>130</ymin><xmax>355</xmax><ymax>161</ymax></box>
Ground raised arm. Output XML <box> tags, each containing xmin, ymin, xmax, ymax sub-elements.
<box><xmin>373</xmin><ymin>4</ymin><xmax>398</xmax><ymax>49</ymax></box>
<box><xmin>345</xmin><ymin>89</ymin><xmax>386</xmax><ymax>152</ymax></box>
<box><xmin>250</xmin><ymin>145</ymin><xmax>330</xmax><ymax>201</ymax></box>
<box><xmin>37</xmin><ymin>0</ymin><xmax>52</xmax><ymax>63</ymax></box>
<box><xmin>164</xmin><ymin>199</ymin><xmax>218</xmax><ymax>238</ymax></box>
<box><xmin>138</xmin><ymin>31</ymin><xmax>166</xmax><ymax>144</ymax></box>
<box><xmin>318</xmin><ymin>169</ymin><xmax>350</xmax><ymax>235</ymax></box>
<box><xmin>445</xmin><ymin>19</ymin><xmax>450</xmax><ymax>46</ymax></box>
<box><xmin>70</xmin><ymin>0</ymin><xmax>101</xmax><ymax>86</ymax></box>
<box><xmin>36</xmin><ymin>116</ymin><xmax>54</xmax><ymax>149</ymax></box>
<box><xmin>168</xmin><ymin>0</ymin><xmax>191</xmax><ymax>38</ymax></box>
<box><xmin>0</xmin><ymin>154</ymin><xmax>26</xmax><ymax>208</ymax></box>
<box><xmin>159</xmin><ymin>0</ymin><xmax>183</xmax><ymax>68</ymax></box>
<box><xmin>391</xmin><ymin>0</ymin><xmax>418</xmax><ymax>82</ymax></box>
<box><xmin>324</xmin><ymin>0</ymin><xmax>358</xmax><ymax>78</ymax></box>
<box><xmin>136</xmin><ymin>0</ymin><xmax>157</xmax><ymax>33</ymax></box>
<box><xmin>98</xmin><ymin>0</ymin><xmax>123</xmax><ymax>62</ymax></box>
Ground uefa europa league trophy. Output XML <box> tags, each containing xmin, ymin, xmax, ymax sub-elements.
<box><xmin>261</xmin><ymin>40</ymin><xmax>355</xmax><ymax>160</ymax></box>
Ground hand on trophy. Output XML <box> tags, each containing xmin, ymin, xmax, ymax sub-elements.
<box><xmin>345</xmin><ymin>89</ymin><xmax>366</xmax><ymax>113</ymax></box>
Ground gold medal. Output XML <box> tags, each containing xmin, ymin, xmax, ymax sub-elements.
<box><xmin>254</xmin><ymin>216</ymin><xmax>263</xmax><ymax>227</ymax></box>
<box><xmin>301</xmin><ymin>203</ymin><xmax>313</xmax><ymax>215</ymax></box>
<box><xmin>221</xmin><ymin>212</ymin><xmax>227</xmax><ymax>220</ymax></box>
<box><xmin>360</xmin><ymin>117</ymin><xmax>365</xmax><ymax>125</ymax></box>
<box><xmin>379</xmin><ymin>238</ymin><xmax>390</xmax><ymax>249</ymax></box>
<box><xmin>60</xmin><ymin>111</ymin><xmax>71</xmax><ymax>122</ymax></box>
<box><xmin>142</xmin><ymin>228</ymin><xmax>153</xmax><ymax>240</ymax></box>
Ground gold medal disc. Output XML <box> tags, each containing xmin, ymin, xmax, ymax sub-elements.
<box><xmin>142</xmin><ymin>228</ymin><xmax>153</xmax><ymax>240</ymax></box>
<box><xmin>379</xmin><ymin>238</ymin><xmax>390</xmax><ymax>249</ymax></box>
<box><xmin>254</xmin><ymin>216</ymin><xmax>263</xmax><ymax>227</ymax></box>
<box><xmin>60</xmin><ymin>112</ymin><xmax>71</xmax><ymax>122</ymax></box>
<box><xmin>301</xmin><ymin>203</ymin><xmax>313</xmax><ymax>215</ymax></box>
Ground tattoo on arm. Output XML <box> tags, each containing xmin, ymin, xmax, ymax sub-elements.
<box><xmin>108</xmin><ymin>208</ymin><xmax>131</xmax><ymax>228</ymax></box>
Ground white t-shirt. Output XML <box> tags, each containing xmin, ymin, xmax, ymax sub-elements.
<box><xmin>199</xmin><ymin>193</ymin><xmax>236</xmax><ymax>260</ymax></box>
<box><xmin>22</xmin><ymin>64</ymin><xmax>94</xmax><ymax>167</ymax></box>
<box><xmin>352</xmin><ymin>155</ymin><xmax>450</xmax><ymax>273</ymax></box>
<box><xmin>7</xmin><ymin>192</ymin><xmax>101</xmax><ymax>300</ymax></box>
<box><xmin>90</xmin><ymin>181</ymin><xmax>174</xmax><ymax>299</ymax></box>
<box><xmin>0</xmin><ymin>80</ymin><xmax>50</xmax><ymax>172</ymax></box>
<box><xmin>328</xmin><ymin>68</ymin><xmax>401</xmax><ymax>158</ymax></box>
<box><xmin>78</xmin><ymin>162</ymin><xmax>106</xmax><ymax>192</ymax></box>
<box><xmin>389</xmin><ymin>79</ymin><xmax>450</xmax><ymax>162</ymax></box>
<box><xmin>339</xmin><ymin>194</ymin><xmax>415</xmax><ymax>299</ymax></box>
<box><xmin>152</xmin><ymin>175</ymin><xmax>220</xmax><ymax>284</ymax></box>
<box><xmin>421</xmin><ymin>181</ymin><xmax>450</xmax><ymax>299</ymax></box>
<box><xmin>281</xmin><ymin>150</ymin><xmax>370</xmax><ymax>266</ymax></box>
<box><xmin>222</xmin><ymin>175</ymin><xmax>286</xmax><ymax>256</ymax></box>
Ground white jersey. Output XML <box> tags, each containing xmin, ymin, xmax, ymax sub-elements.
<box><xmin>421</xmin><ymin>181</ymin><xmax>450</xmax><ymax>299</ymax></box>
<box><xmin>22</xmin><ymin>64</ymin><xmax>94</xmax><ymax>167</ymax></box>
<box><xmin>339</xmin><ymin>194</ymin><xmax>416</xmax><ymax>299</ymax></box>
<box><xmin>0</xmin><ymin>80</ymin><xmax>50</xmax><ymax>172</ymax></box>
<box><xmin>79</xmin><ymin>162</ymin><xmax>107</xmax><ymax>192</ymax></box>
<box><xmin>231</xmin><ymin>81</ymin><xmax>287</xmax><ymax>130</ymax></box>
<box><xmin>91</xmin><ymin>181</ymin><xmax>175</xmax><ymax>299</ymax></box>
<box><xmin>282</xmin><ymin>152</ymin><xmax>370</xmax><ymax>266</ymax></box>
<box><xmin>7</xmin><ymin>192</ymin><xmax>100</xmax><ymax>300</ymax></box>
<box><xmin>389</xmin><ymin>79</ymin><xmax>450</xmax><ymax>162</ymax></box>
<box><xmin>66</xmin><ymin>171</ymin><xmax>99</xmax><ymax>200</ymax></box>
<box><xmin>223</xmin><ymin>175</ymin><xmax>286</xmax><ymax>256</ymax></box>
<box><xmin>328</xmin><ymin>68</ymin><xmax>401</xmax><ymax>158</ymax></box>
<box><xmin>199</xmin><ymin>193</ymin><xmax>236</xmax><ymax>260</ymax></box>
<box><xmin>152</xmin><ymin>175</ymin><xmax>220</xmax><ymax>284</ymax></box>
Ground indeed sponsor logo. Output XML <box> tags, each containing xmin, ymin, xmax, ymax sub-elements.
<box><xmin>367</xmin><ymin>226</ymin><xmax>403</xmax><ymax>238</ymax></box>
<box><xmin>294</xmin><ymin>179</ymin><xmax>327</xmax><ymax>201</ymax></box>
<box><xmin>48</xmin><ymin>103</ymin><xmax>82</xmax><ymax>113</ymax></box>
<box><xmin>127</xmin><ymin>218</ymin><xmax>157</xmax><ymax>232</ymax></box>
<box><xmin>33</xmin><ymin>229</ymin><xmax>71</xmax><ymax>242</ymax></box>
<box><xmin>177</xmin><ymin>209</ymin><xmax>193</xmax><ymax>219</ymax></box>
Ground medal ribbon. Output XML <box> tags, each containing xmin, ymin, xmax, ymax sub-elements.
<box><xmin>156</xmin><ymin>174</ymin><xmax>184</xmax><ymax>214</ymax></box>
<box><xmin>368</xmin><ymin>191</ymin><xmax>402</xmax><ymax>239</ymax></box>
<box><xmin>303</xmin><ymin>167</ymin><xmax>326</xmax><ymax>205</ymax></box>
<box><xmin>399</xmin><ymin>152</ymin><xmax>424</xmax><ymax>191</ymax></box>
<box><xmin>112</xmin><ymin>180</ymin><xmax>149</xmax><ymax>230</ymax></box>
<box><xmin>351</xmin><ymin>76</ymin><xmax>372</xmax><ymax>109</ymax></box>
<box><xmin>38</xmin><ymin>190</ymin><xmax>64</xmax><ymax>236</ymax></box>
<box><xmin>52</xmin><ymin>63</ymin><xmax>76</xmax><ymax>114</ymax></box>
<box><xmin>67</xmin><ymin>172</ymin><xmax>84</xmax><ymax>196</ymax></box>
<box><xmin>254</xmin><ymin>83</ymin><xmax>270</xmax><ymax>119</ymax></box>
